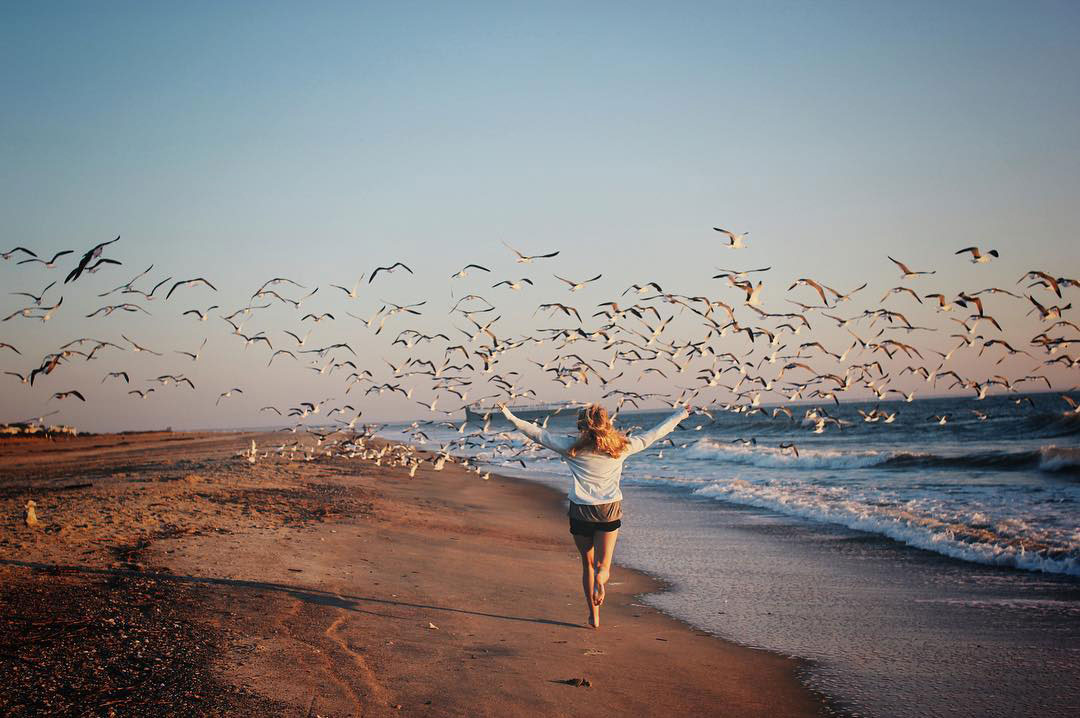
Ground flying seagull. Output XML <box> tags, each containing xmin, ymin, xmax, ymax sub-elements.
<box><xmin>713</xmin><ymin>228</ymin><xmax>749</xmax><ymax>248</ymax></box>
<box><xmin>330</xmin><ymin>279</ymin><xmax>363</xmax><ymax>298</ymax></box>
<box><xmin>492</xmin><ymin>278</ymin><xmax>534</xmax><ymax>290</ymax></box>
<box><xmin>10</xmin><ymin>281</ymin><xmax>56</xmax><ymax>306</ymax></box>
<box><xmin>216</xmin><ymin>388</ymin><xmax>244</xmax><ymax>405</ymax></box>
<box><xmin>450</xmin><ymin>264</ymin><xmax>491</xmax><ymax>279</ymax></box>
<box><xmin>368</xmin><ymin>262</ymin><xmax>413</xmax><ymax>283</ymax></box>
<box><xmin>121</xmin><ymin>334</ymin><xmax>163</xmax><ymax>356</ymax></box>
<box><xmin>65</xmin><ymin>235</ymin><xmax>120</xmax><ymax>283</ymax></box>
<box><xmin>955</xmin><ymin>247</ymin><xmax>999</xmax><ymax>263</ymax></box>
<box><xmin>888</xmin><ymin>256</ymin><xmax>935</xmax><ymax>279</ymax></box>
<box><xmin>2</xmin><ymin>247</ymin><xmax>37</xmax><ymax>261</ymax></box>
<box><xmin>554</xmin><ymin>274</ymin><xmax>602</xmax><ymax>292</ymax></box>
<box><xmin>166</xmin><ymin>277</ymin><xmax>217</xmax><ymax>300</ymax></box>
<box><xmin>182</xmin><ymin>305</ymin><xmax>220</xmax><ymax>321</ymax></box>
<box><xmin>18</xmin><ymin>250</ymin><xmax>73</xmax><ymax>268</ymax></box>
<box><xmin>86</xmin><ymin>257</ymin><xmax>122</xmax><ymax>273</ymax></box>
<box><xmin>502</xmin><ymin>241</ymin><xmax>559</xmax><ymax>263</ymax></box>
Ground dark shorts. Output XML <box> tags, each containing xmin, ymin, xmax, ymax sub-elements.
<box><xmin>569</xmin><ymin>516</ymin><xmax>622</xmax><ymax>537</ymax></box>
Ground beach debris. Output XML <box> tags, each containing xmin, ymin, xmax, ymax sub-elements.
<box><xmin>583</xmin><ymin>648</ymin><xmax>605</xmax><ymax>656</ymax></box>
<box><xmin>24</xmin><ymin>500</ymin><xmax>39</xmax><ymax>527</ymax></box>
<box><xmin>558</xmin><ymin>677</ymin><xmax>592</xmax><ymax>687</ymax></box>
<box><xmin>427</xmin><ymin>622</ymin><xmax>438</xmax><ymax>630</ymax></box>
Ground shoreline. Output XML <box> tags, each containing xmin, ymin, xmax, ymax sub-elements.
<box><xmin>0</xmin><ymin>430</ymin><xmax>829</xmax><ymax>716</ymax></box>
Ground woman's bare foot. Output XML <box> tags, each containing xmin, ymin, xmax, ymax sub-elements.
<box><xmin>588</xmin><ymin>607</ymin><xmax>600</xmax><ymax>629</ymax></box>
<box><xmin>593</xmin><ymin>563</ymin><xmax>609</xmax><ymax>606</ymax></box>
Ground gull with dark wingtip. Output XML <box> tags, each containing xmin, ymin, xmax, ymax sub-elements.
<box><xmin>65</xmin><ymin>235</ymin><xmax>120</xmax><ymax>283</ymax></box>
<box><xmin>18</xmin><ymin>250</ymin><xmax>73</xmax><ymax>268</ymax></box>
<box><xmin>502</xmin><ymin>241</ymin><xmax>560</xmax><ymax>263</ymax></box>
<box><xmin>368</xmin><ymin>262</ymin><xmax>413</xmax><ymax>283</ymax></box>
<box><xmin>166</xmin><ymin>277</ymin><xmax>218</xmax><ymax>300</ymax></box>
<box><xmin>955</xmin><ymin>246</ymin><xmax>999</xmax><ymax>263</ymax></box>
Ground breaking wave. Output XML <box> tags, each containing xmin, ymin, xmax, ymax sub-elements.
<box><xmin>692</xmin><ymin>479</ymin><xmax>1080</xmax><ymax>576</ymax></box>
<box><xmin>687</xmin><ymin>439</ymin><xmax>1080</xmax><ymax>475</ymax></box>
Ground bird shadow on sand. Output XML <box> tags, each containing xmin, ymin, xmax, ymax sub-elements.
<box><xmin>0</xmin><ymin>558</ymin><xmax>584</xmax><ymax>630</ymax></box>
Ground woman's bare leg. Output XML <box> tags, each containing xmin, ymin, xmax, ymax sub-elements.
<box><xmin>592</xmin><ymin>528</ymin><xmax>619</xmax><ymax>606</ymax></box>
<box><xmin>573</xmin><ymin>534</ymin><xmax>600</xmax><ymax>628</ymax></box>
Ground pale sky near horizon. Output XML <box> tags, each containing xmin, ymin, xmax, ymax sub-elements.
<box><xmin>1</xmin><ymin>1</ymin><xmax>1078</xmax><ymax>431</ymax></box>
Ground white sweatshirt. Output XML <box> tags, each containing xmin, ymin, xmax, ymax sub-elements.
<box><xmin>501</xmin><ymin>406</ymin><xmax>690</xmax><ymax>505</ymax></box>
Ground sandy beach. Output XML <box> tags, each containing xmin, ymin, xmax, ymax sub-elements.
<box><xmin>0</xmin><ymin>431</ymin><xmax>826</xmax><ymax>717</ymax></box>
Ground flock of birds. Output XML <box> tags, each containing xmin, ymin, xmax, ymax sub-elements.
<box><xmin>1</xmin><ymin>232</ymin><xmax>1077</xmax><ymax>475</ymax></box>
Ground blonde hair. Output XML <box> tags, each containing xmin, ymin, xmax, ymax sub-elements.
<box><xmin>569</xmin><ymin>404</ymin><xmax>629</xmax><ymax>459</ymax></box>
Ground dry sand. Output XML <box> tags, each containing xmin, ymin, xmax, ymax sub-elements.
<box><xmin>0</xmin><ymin>431</ymin><xmax>827</xmax><ymax>716</ymax></box>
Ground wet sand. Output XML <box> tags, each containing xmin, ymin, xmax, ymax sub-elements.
<box><xmin>0</xmin><ymin>431</ymin><xmax>827</xmax><ymax>716</ymax></box>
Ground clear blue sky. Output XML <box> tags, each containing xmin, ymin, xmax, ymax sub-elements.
<box><xmin>2</xmin><ymin>2</ymin><xmax>1078</xmax><ymax>431</ymax></box>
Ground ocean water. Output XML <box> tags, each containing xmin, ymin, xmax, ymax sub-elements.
<box><xmin>384</xmin><ymin>392</ymin><xmax>1080</xmax><ymax>717</ymax></box>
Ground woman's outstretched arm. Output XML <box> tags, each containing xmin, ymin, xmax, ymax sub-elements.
<box><xmin>625</xmin><ymin>406</ymin><xmax>690</xmax><ymax>455</ymax></box>
<box><xmin>500</xmin><ymin>405</ymin><xmax>575</xmax><ymax>455</ymax></box>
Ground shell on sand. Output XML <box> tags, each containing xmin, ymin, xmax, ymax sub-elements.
<box><xmin>24</xmin><ymin>500</ymin><xmax>39</xmax><ymax>527</ymax></box>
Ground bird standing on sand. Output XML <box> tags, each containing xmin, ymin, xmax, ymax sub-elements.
<box><xmin>24</xmin><ymin>501</ymin><xmax>39</xmax><ymax>528</ymax></box>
